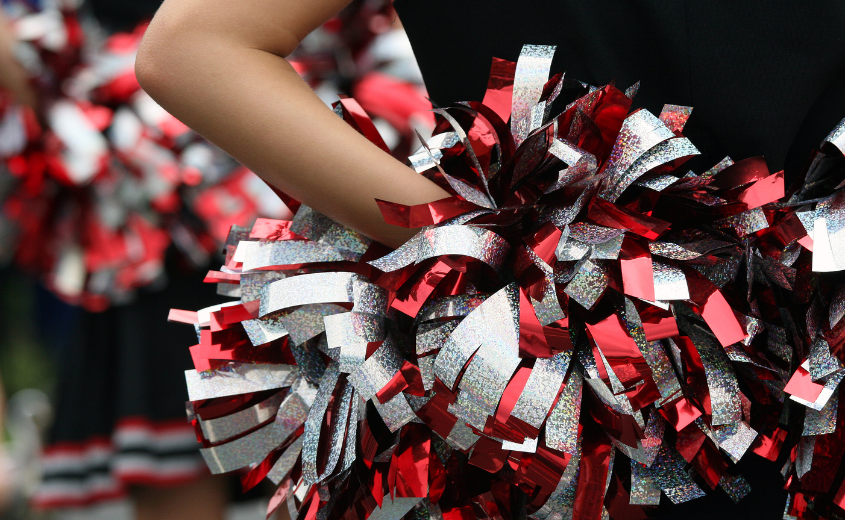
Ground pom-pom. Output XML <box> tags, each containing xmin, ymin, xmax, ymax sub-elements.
<box><xmin>175</xmin><ymin>44</ymin><xmax>845</xmax><ymax>519</ymax></box>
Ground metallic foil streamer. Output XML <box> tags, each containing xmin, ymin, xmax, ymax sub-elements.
<box><xmin>242</xmin><ymin>317</ymin><xmax>288</xmax><ymax>346</ymax></box>
<box><xmin>713</xmin><ymin>421</ymin><xmax>758</xmax><ymax>463</ymax></box>
<box><xmin>240</xmin><ymin>271</ymin><xmax>286</xmax><ymax>303</ymax></box>
<box><xmin>809</xmin><ymin>336</ymin><xmax>843</xmax><ymax>382</ymax></box>
<box><xmin>604</xmin><ymin>138</ymin><xmax>699</xmax><ymax>203</ymax></box>
<box><xmin>185</xmin><ymin>364</ymin><xmax>297</xmax><ymax>401</ymax></box>
<box><xmin>637</xmin><ymin>173</ymin><xmax>679</xmax><ymax>191</ymax></box>
<box><xmin>199</xmin><ymin>391</ymin><xmax>285</xmax><ymax>443</ymax></box>
<box><xmin>348</xmin><ymin>335</ymin><xmax>404</xmax><ymax>400</ymax></box>
<box><xmin>692</xmin><ymin>333</ymin><xmax>742</xmax><ymax>426</ymax></box>
<box><xmin>324</xmin><ymin>311</ymin><xmax>385</xmax><ymax>373</ymax></box>
<box><xmin>803</xmin><ymin>391</ymin><xmax>838</xmax><ymax>436</ymax></box>
<box><xmin>434</xmin><ymin>284</ymin><xmax>519</xmax><ymax>389</ymax></box>
<box><xmin>418</xmin><ymin>355</ymin><xmax>436</xmax><ymax>391</ymax></box>
<box><xmin>830</xmin><ymin>285</ymin><xmax>845</xmax><ymax>328</ymax></box>
<box><xmin>301</xmin><ymin>364</ymin><xmax>340</xmax><ymax>483</ymax></box>
<box><xmin>545</xmin><ymin>370</ymin><xmax>583</xmax><ymax>455</ymax></box>
<box><xmin>352</xmin><ymin>281</ymin><xmax>389</xmax><ymax>316</ymax></box>
<box><xmin>302</xmin><ymin>365</ymin><xmax>355</xmax><ymax>484</ymax></box>
<box><xmin>546</xmin><ymin>139</ymin><xmax>598</xmax><ymax>192</ymax></box>
<box><xmin>791</xmin><ymin>362</ymin><xmax>844</xmax><ymax>411</ymax></box>
<box><xmin>651</xmin><ymin>445</ymin><xmax>705</xmax><ymax>503</ymax></box>
<box><xmin>600</xmin><ymin>110</ymin><xmax>675</xmax><ymax>201</ymax></box>
<box><xmin>416</xmin><ymin>320</ymin><xmax>460</xmax><ymax>355</ymax></box>
<box><xmin>652</xmin><ymin>261</ymin><xmax>690</xmax><ymax>301</ymax></box>
<box><xmin>564</xmin><ymin>259</ymin><xmax>608</xmax><ymax>309</ymax></box>
<box><xmin>200</xmin><ymin>421</ymin><xmax>280</xmax><ymax>474</ymax></box>
<box><xmin>267</xmin><ymin>438</ymin><xmax>303</xmax><ymax>485</ymax></box>
<box><xmin>373</xmin><ymin>393</ymin><xmax>417</xmax><ymax>432</ymax></box>
<box><xmin>532</xmin><ymin>441</ymin><xmax>581</xmax><ymax>519</ymax></box>
<box><xmin>658</xmin><ymin>105</ymin><xmax>693</xmax><ymax>133</ymax></box>
<box><xmin>716</xmin><ymin>207</ymin><xmax>770</xmax><ymax>236</ymax></box>
<box><xmin>640</xmin><ymin>340</ymin><xmax>682</xmax><ymax>404</ymax></box>
<box><xmin>767</xmin><ymin>325</ymin><xmax>792</xmax><ymax>364</ymax></box>
<box><xmin>368</xmin><ymin>226</ymin><xmax>510</xmax><ymax>272</ymax></box>
<box><xmin>238</xmin><ymin>240</ymin><xmax>354</xmax><ymax>271</ymax></box>
<box><xmin>823</xmin><ymin>117</ymin><xmax>845</xmax><ymax>155</ymax></box>
<box><xmin>408</xmin><ymin>132</ymin><xmax>460</xmax><ymax>173</ymax></box>
<box><xmin>568</xmin><ymin>223</ymin><xmax>626</xmax><ymax>244</ymax></box>
<box><xmin>556</xmin><ymin>235</ymin><xmax>590</xmax><ymax>262</ymax></box>
<box><xmin>502</xmin><ymin>436</ymin><xmax>538</xmax><ymax>453</ymax></box>
<box><xmin>290</xmin><ymin>205</ymin><xmax>371</xmax><ymax>255</ymax></box>
<box><xmin>796</xmin><ymin>436</ymin><xmax>816</xmax><ymax>479</ymax></box>
<box><xmin>630</xmin><ymin>461</ymin><xmax>661</xmax><ymax>506</ymax></box>
<box><xmin>443</xmin><ymin>420</ymin><xmax>479</xmax><ymax>451</ymax></box>
<box><xmin>452</xmin><ymin>326</ymin><xmax>523</xmax><ymax>429</ymax></box>
<box><xmin>273</xmin><ymin>378</ymin><xmax>318</xmax><ymax>443</ymax></box>
<box><xmin>368</xmin><ymin>497</ymin><xmax>425</xmax><ymax>520</ymax></box>
<box><xmin>511</xmin><ymin>351</ymin><xmax>571</xmax><ymax>428</ymax></box>
<box><xmin>280</xmin><ymin>304</ymin><xmax>346</xmax><ymax>345</ymax></box>
<box><xmin>511</xmin><ymin>44</ymin><xmax>556</xmax><ymax>146</ymax></box>
<box><xmin>259</xmin><ymin>272</ymin><xmax>359</xmax><ymax>317</ymax></box>
<box><xmin>719</xmin><ymin>474</ymin><xmax>751</xmax><ymax>504</ymax></box>
<box><xmin>813</xmin><ymin>190</ymin><xmax>845</xmax><ymax>271</ymax></box>
<box><xmin>416</xmin><ymin>294</ymin><xmax>487</xmax><ymax>323</ymax></box>
<box><xmin>649</xmin><ymin>242</ymin><xmax>703</xmax><ymax>261</ymax></box>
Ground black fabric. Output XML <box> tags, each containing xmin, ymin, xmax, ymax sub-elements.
<box><xmin>395</xmin><ymin>0</ymin><xmax>845</xmax><ymax>185</ymax></box>
<box><xmin>48</xmin><ymin>255</ymin><xmax>218</xmax><ymax>445</ymax></box>
<box><xmin>86</xmin><ymin>0</ymin><xmax>162</xmax><ymax>31</ymax></box>
<box><xmin>393</xmin><ymin>1</ymin><xmax>807</xmax><ymax>517</ymax></box>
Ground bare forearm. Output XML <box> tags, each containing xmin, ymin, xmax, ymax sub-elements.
<box><xmin>137</xmin><ymin>1</ymin><xmax>448</xmax><ymax>247</ymax></box>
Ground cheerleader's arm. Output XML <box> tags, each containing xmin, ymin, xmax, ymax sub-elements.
<box><xmin>136</xmin><ymin>0</ymin><xmax>449</xmax><ymax>248</ymax></box>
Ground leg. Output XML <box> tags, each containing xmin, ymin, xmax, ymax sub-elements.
<box><xmin>133</xmin><ymin>474</ymin><xmax>228</xmax><ymax>520</ymax></box>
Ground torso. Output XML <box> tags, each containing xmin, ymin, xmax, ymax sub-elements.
<box><xmin>395</xmin><ymin>0</ymin><xmax>845</xmax><ymax>182</ymax></box>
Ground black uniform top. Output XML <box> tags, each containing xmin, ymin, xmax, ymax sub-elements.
<box><xmin>394</xmin><ymin>1</ymin><xmax>804</xmax><ymax>518</ymax></box>
<box><xmin>395</xmin><ymin>0</ymin><xmax>845</xmax><ymax>183</ymax></box>
<box><xmin>87</xmin><ymin>0</ymin><xmax>161</xmax><ymax>31</ymax></box>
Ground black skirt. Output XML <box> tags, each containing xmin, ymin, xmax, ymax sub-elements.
<box><xmin>32</xmin><ymin>257</ymin><xmax>221</xmax><ymax>508</ymax></box>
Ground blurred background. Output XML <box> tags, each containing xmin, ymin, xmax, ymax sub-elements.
<box><xmin>0</xmin><ymin>0</ymin><xmax>430</xmax><ymax>518</ymax></box>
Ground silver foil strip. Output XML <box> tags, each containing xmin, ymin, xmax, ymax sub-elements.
<box><xmin>302</xmin><ymin>364</ymin><xmax>355</xmax><ymax>484</ymax></box>
<box><xmin>348</xmin><ymin>335</ymin><xmax>404</xmax><ymax>401</ymax></box>
<box><xmin>511</xmin><ymin>351</ymin><xmax>571</xmax><ymax>428</ymax></box>
<box><xmin>511</xmin><ymin>44</ymin><xmax>556</xmax><ymax>146</ymax></box>
<box><xmin>434</xmin><ymin>284</ymin><xmax>520</xmax><ymax>389</ymax></box>
<box><xmin>273</xmin><ymin>377</ymin><xmax>318</xmax><ymax>444</ymax></box>
<box><xmin>238</xmin><ymin>240</ymin><xmax>353</xmax><ymax>272</ymax></box>
<box><xmin>200</xmin><ymin>421</ymin><xmax>278</xmax><ymax>474</ymax></box>
<box><xmin>369</xmin><ymin>226</ymin><xmax>511</xmax><ymax>273</ymax></box>
<box><xmin>199</xmin><ymin>390</ymin><xmax>285</xmax><ymax>443</ymax></box>
<box><xmin>259</xmin><ymin>272</ymin><xmax>359</xmax><ymax>317</ymax></box>
<box><xmin>545</xmin><ymin>370</ymin><xmax>583</xmax><ymax>455</ymax></box>
<box><xmin>603</xmin><ymin>138</ymin><xmax>699</xmax><ymax>203</ymax></box>
<box><xmin>324</xmin><ymin>311</ymin><xmax>386</xmax><ymax>373</ymax></box>
<box><xmin>185</xmin><ymin>364</ymin><xmax>297</xmax><ymax>401</ymax></box>
<box><xmin>599</xmin><ymin>110</ymin><xmax>675</xmax><ymax>201</ymax></box>
<box><xmin>267</xmin><ymin>438</ymin><xmax>303</xmax><ymax>485</ymax></box>
<box><xmin>290</xmin><ymin>205</ymin><xmax>371</xmax><ymax>255</ymax></box>
<box><xmin>803</xmin><ymin>390</ymin><xmax>838</xmax><ymax>436</ymax></box>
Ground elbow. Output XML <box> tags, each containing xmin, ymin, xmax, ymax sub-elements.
<box><xmin>135</xmin><ymin>16</ymin><xmax>187</xmax><ymax>103</ymax></box>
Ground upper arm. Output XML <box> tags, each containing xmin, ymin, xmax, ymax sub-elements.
<box><xmin>137</xmin><ymin>0</ymin><xmax>353</xmax><ymax>76</ymax></box>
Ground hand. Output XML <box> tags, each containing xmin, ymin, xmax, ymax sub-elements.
<box><xmin>0</xmin><ymin>11</ymin><xmax>36</xmax><ymax>109</ymax></box>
